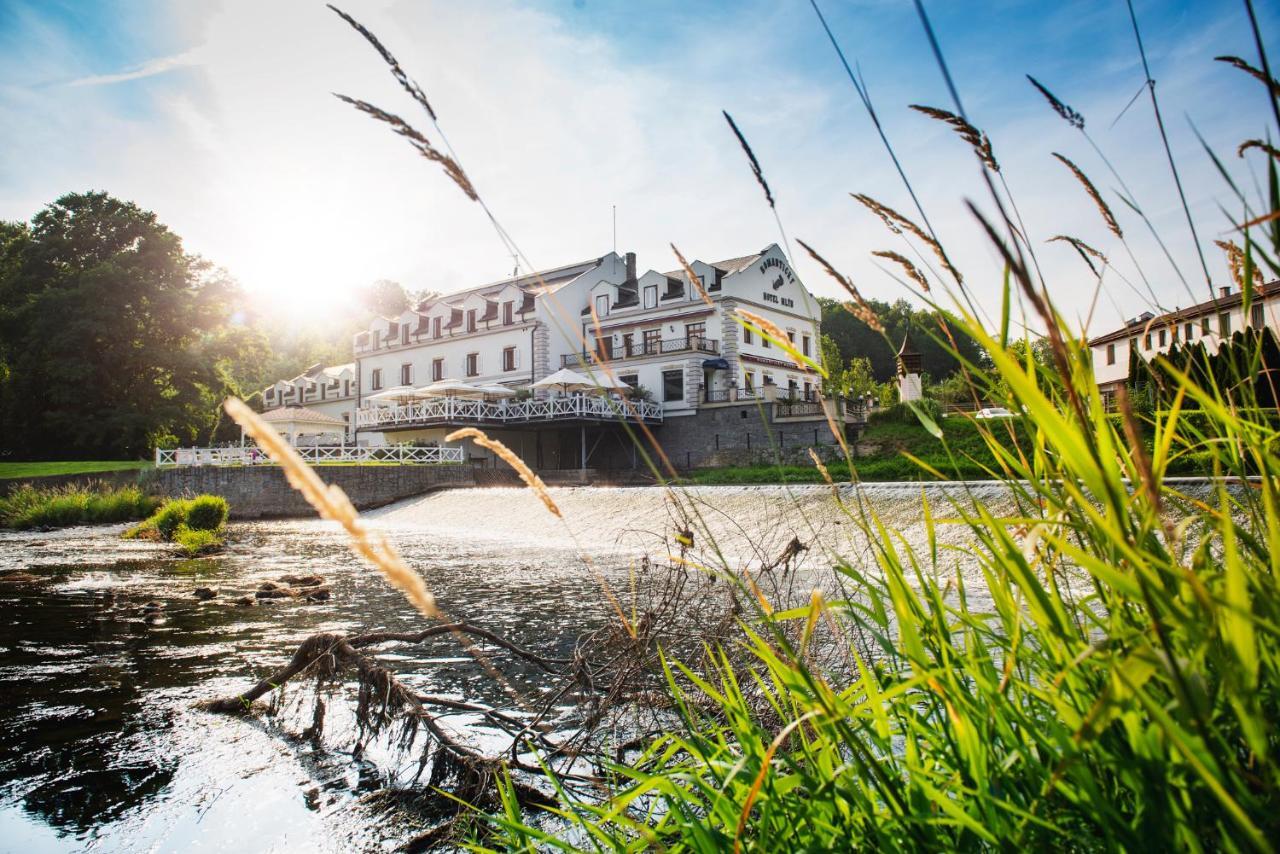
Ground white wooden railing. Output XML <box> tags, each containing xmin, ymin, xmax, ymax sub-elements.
<box><xmin>354</xmin><ymin>395</ymin><xmax>664</xmax><ymax>429</ymax></box>
<box><xmin>155</xmin><ymin>444</ymin><xmax>465</xmax><ymax>468</ymax></box>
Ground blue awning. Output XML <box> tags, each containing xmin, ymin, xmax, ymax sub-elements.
<box><xmin>702</xmin><ymin>358</ymin><xmax>731</xmax><ymax>370</ymax></box>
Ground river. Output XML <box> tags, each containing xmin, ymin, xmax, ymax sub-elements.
<box><xmin>0</xmin><ymin>483</ymin><xmax>1016</xmax><ymax>851</ymax></box>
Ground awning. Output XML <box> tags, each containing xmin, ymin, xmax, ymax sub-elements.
<box><xmin>702</xmin><ymin>358</ymin><xmax>731</xmax><ymax>370</ymax></box>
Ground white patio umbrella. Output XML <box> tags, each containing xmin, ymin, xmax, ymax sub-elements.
<box><xmin>365</xmin><ymin>385</ymin><xmax>420</xmax><ymax>405</ymax></box>
<box><xmin>530</xmin><ymin>367</ymin><xmax>595</xmax><ymax>393</ymax></box>
<box><xmin>588</xmin><ymin>372</ymin><xmax>633</xmax><ymax>394</ymax></box>
<box><xmin>417</xmin><ymin>378</ymin><xmax>486</xmax><ymax>398</ymax></box>
<box><xmin>471</xmin><ymin>382</ymin><xmax>518</xmax><ymax>399</ymax></box>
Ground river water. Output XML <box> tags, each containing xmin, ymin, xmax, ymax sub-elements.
<box><xmin>0</xmin><ymin>483</ymin><xmax>1015</xmax><ymax>852</ymax></box>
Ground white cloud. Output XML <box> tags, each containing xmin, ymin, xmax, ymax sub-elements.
<box><xmin>65</xmin><ymin>47</ymin><xmax>205</xmax><ymax>87</ymax></box>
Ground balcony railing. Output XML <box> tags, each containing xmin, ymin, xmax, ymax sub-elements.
<box><xmin>355</xmin><ymin>394</ymin><xmax>664</xmax><ymax>430</ymax></box>
<box><xmin>561</xmin><ymin>336</ymin><xmax>719</xmax><ymax>368</ymax></box>
<box><xmin>155</xmin><ymin>444</ymin><xmax>465</xmax><ymax>467</ymax></box>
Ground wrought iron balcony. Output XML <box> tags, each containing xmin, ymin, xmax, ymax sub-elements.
<box><xmin>561</xmin><ymin>336</ymin><xmax>719</xmax><ymax>368</ymax></box>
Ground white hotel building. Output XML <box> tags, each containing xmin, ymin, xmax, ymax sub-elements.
<box><xmin>261</xmin><ymin>245</ymin><xmax>859</xmax><ymax>469</ymax></box>
<box><xmin>1089</xmin><ymin>280</ymin><xmax>1280</xmax><ymax>403</ymax></box>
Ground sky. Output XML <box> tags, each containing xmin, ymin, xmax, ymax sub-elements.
<box><xmin>1</xmin><ymin>0</ymin><xmax>1277</xmax><ymax>336</ymax></box>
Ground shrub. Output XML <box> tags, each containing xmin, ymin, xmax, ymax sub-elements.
<box><xmin>184</xmin><ymin>495</ymin><xmax>228</xmax><ymax>531</ymax></box>
<box><xmin>150</xmin><ymin>501</ymin><xmax>191</xmax><ymax>540</ymax></box>
<box><xmin>172</xmin><ymin>524</ymin><xmax>223</xmax><ymax>556</ymax></box>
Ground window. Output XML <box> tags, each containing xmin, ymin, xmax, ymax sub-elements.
<box><xmin>432</xmin><ymin>317</ymin><xmax>441</xmax><ymax>338</ymax></box>
<box><xmin>662</xmin><ymin>369</ymin><xmax>684</xmax><ymax>402</ymax></box>
<box><xmin>466</xmin><ymin>309</ymin><xmax>477</xmax><ymax>332</ymax></box>
<box><xmin>744</xmin><ymin>371</ymin><xmax>756</xmax><ymax>390</ymax></box>
<box><xmin>1158</xmin><ymin>329</ymin><xmax>1166</xmax><ymax>347</ymax></box>
<box><xmin>432</xmin><ymin>358</ymin><xmax>444</xmax><ymax>381</ymax></box>
<box><xmin>643</xmin><ymin>328</ymin><xmax>661</xmax><ymax>354</ymax></box>
<box><xmin>787</xmin><ymin>330</ymin><xmax>796</xmax><ymax>344</ymax></box>
<box><xmin>762</xmin><ymin>333</ymin><xmax>771</xmax><ymax>349</ymax></box>
<box><xmin>1252</xmin><ymin>303</ymin><xmax>1265</xmax><ymax>327</ymax></box>
<box><xmin>1143</xmin><ymin>333</ymin><xmax>1152</xmax><ymax>350</ymax></box>
<box><xmin>502</xmin><ymin>346</ymin><xmax>516</xmax><ymax>372</ymax></box>
<box><xmin>622</xmin><ymin>332</ymin><xmax>635</xmax><ymax>357</ymax></box>
<box><xmin>643</xmin><ymin>285</ymin><xmax>657</xmax><ymax>309</ymax></box>
<box><xmin>743</xmin><ymin>326</ymin><xmax>753</xmax><ymax>345</ymax></box>
<box><xmin>1106</xmin><ymin>343</ymin><xmax>1116</xmax><ymax>365</ymax></box>
<box><xmin>465</xmin><ymin>353</ymin><xmax>479</xmax><ymax>377</ymax></box>
<box><xmin>594</xmin><ymin>335</ymin><xmax>612</xmax><ymax>359</ymax></box>
<box><xmin>1171</xmin><ymin>326</ymin><xmax>1178</xmax><ymax>343</ymax></box>
<box><xmin>400</xmin><ymin>363</ymin><xmax>412</xmax><ymax>386</ymax></box>
<box><xmin>1219</xmin><ymin>311</ymin><xmax>1231</xmax><ymax>336</ymax></box>
<box><xmin>265</xmin><ymin>389</ymin><xmax>274</xmax><ymax>401</ymax></box>
<box><xmin>619</xmin><ymin>373</ymin><xmax>638</xmax><ymax>388</ymax></box>
<box><xmin>803</xmin><ymin>381</ymin><xmax>812</xmax><ymax>400</ymax></box>
<box><xmin>802</xmin><ymin>335</ymin><xmax>811</xmax><ymax>357</ymax></box>
<box><xmin>686</xmin><ymin>322</ymin><xmax>705</xmax><ymax>347</ymax></box>
<box><xmin>356</xmin><ymin>332</ymin><xmax>370</xmax><ymax>349</ymax></box>
<box><xmin>320</xmin><ymin>384</ymin><xmax>327</xmax><ymax>400</ymax></box>
<box><xmin>370</xmin><ymin>368</ymin><xmax>383</xmax><ymax>391</ymax></box>
<box><xmin>1129</xmin><ymin>337</ymin><xmax>1138</xmax><ymax>356</ymax></box>
<box><xmin>1201</xmin><ymin>316</ymin><xmax>1211</xmax><ymax>334</ymax></box>
<box><xmin>401</xmin><ymin>324</ymin><xmax>410</xmax><ymax>345</ymax></box>
<box><xmin>595</xmin><ymin>294</ymin><xmax>610</xmax><ymax>318</ymax></box>
<box><xmin>1185</xmin><ymin>322</ymin><xmax>1194</xmax><ymax>340</ymax></box>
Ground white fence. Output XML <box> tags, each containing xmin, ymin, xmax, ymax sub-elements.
<box><xmin>355</xmin><ymin>394</ymin><xmax>665</xmax><ymax>430</ymax></box>
<box><xmin>155</xmin><ymin>444</ymin><xmax>465</xmax><ymax>468</ymax></box>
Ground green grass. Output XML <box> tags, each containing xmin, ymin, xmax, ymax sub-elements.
<box><xmin>0</xmin><ymin>484</ymin><xmax>162</xmax><ymax>530</ymax></box>
<box><xmin>0</xmin><ymin>461</ymin><xmax>151</xmax><ymax>480</ymax></box>
<box><xmin>125</xmin><ymin>495</ymin><xmax>228</xmax><ymax>555</ymax></box>
<box><xmin>173</xmin><ymin>524</ymin><xmax>224</xmax><ymax>556</ymax></box>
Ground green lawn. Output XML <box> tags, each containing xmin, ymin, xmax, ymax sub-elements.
<box><xmin>0</xmin><ymin>460</ymin><xmax>152</xmax><ymax>480</ymax></box>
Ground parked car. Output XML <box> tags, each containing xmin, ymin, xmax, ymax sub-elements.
<box><xmin>976</xmin><ymin>407</ymin><xmax>1015</xmax><ymax>419</ymax></box>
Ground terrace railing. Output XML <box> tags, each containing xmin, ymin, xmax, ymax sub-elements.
<box><xmin>155</xmin><ymin>444</ymin><xmax>465</xmax><ymax>468</ymax></box>
<box><xmin>354</xmin><ymin>394</ymin><xmax>664</xmax><ymax>430</ymax></box>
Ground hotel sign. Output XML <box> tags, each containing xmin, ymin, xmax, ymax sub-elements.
<box><xmin>760</xmin><ymin>256</ymin><xmax>795</xmax><ymax>306</ymax></box>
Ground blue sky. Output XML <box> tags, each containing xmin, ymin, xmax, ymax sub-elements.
<box><xmin>1</xmin><ymin>0</ymin><xmax>1276</xmax><ymax>332</ymax></box>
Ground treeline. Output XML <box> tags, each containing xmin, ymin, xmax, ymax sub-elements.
<box><xmin>0</xmin><ymin>192</ymin><xmax>416</xmax><ymax>460</ymax></box>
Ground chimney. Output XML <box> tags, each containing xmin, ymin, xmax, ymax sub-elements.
<box><xmin>1220</xmin><ymin>286</ymin><xmax>1231</xmax><ymax>299</ymax></box>
<box><xmin>625</xmin><ymin>251</ymin><xmax>636</xmax><ymax>285</ymax></box>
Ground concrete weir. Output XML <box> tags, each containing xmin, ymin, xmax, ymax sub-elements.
<box><xmin>153</xmin><ymin>465</ymin><xmax>477</xmax><ymax>519</ymax></box>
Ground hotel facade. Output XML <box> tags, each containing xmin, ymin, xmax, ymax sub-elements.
<box><xmin>261</xmin><ymin>245</ymin><xmax>860</xmax><ymax>469</ymax></box>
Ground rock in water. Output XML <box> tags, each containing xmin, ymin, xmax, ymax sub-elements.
<box><xmin>194</xmin><ymin>587</ymin><xmax>218</xmax><ymax>600</ymax></box>
<box><xmin>234</xmin><ymin>595</ymin><xmax>255</xmax><ymax>607</ymax></box>
<box><xmin>304</xmin><ymin>588</ymin><xmax>330</xmax><ymax>603</ymax></box>
<box><xmin>281</xmin><ymin>574</ymin><xmax>324</xmax><ymax>588</ymax></box>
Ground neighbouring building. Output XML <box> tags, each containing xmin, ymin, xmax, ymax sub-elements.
<box><xmin>1089</xmin><ymin>280</ymin><xmax>1280</xmax><ymax>405</ymax></box>
<box><xmin>262</xmin><ymin>363</ymin><xmax>357</xmax><ymax>439</ymax></box>
<box><xmin>260</xmin><ymin>245</ymin><xmax>865</xmax><ymax>469</ymax></box>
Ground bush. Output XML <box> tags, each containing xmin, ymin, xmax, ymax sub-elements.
<box><xmin>184</xmin><ymin>495</ymin><xmax>228</xmax><ymax>531</ymax></box>
<box><xmin>867</xmin><ymin>398</ymin><xmax>942</xmax><ymax>426</ymax></box>
<box><xmin>126</xmin><ymin>494</ymin><xmax>229</xmax><ymax>542</ymax></box>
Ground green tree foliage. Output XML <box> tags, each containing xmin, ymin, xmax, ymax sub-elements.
<box><xmin>0</xmin><ymin>192</ymin><xmax>262</xmax><ymax>459</ymax></box>
<box><xmin>818</xmin><ymin>296</ymin><xmax>985</xmax><ymax>382</ymax></box>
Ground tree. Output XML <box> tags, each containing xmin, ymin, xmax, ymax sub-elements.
<box><xmin>359</xmin><ymin>278</ymin><xmax>412</xmax><ymax>317</ymax></box>
<box><xmin>0</xmin><ymin>192</ymin><xmax>256</xmax><ymax>459</ymax></box>
<box><xmin>818</xmin><ymin>297</ymin><xmax>986</xmax><ymax>383</ymax></box>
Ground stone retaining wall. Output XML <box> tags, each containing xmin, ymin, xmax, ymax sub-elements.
<box><xmin>656</xmin><ymin>406</ymin><xmax>852</xmax><ymax>469</ymax></box>
<box><xmin>153</xmin><ymin>465</ymin><xmax>477</xmax><ymax>519</ymax></box>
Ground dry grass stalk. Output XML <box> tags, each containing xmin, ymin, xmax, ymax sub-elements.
<box><xmin>672</xmin><ymin>243</ymin><xmax>715</xmax><ymax>309</ymax></box>
<box><xmin>1051</xmin><ymin>153</ymin><xmax>1122</xmax><ymax>239</ymax></box>
<box><xmin>1215</xmin><ymin>55</ymin><xmax>1280</xmax><ymax>98</ymax></box>
<box><xmin>223</xmin><ymin>398</ymin><xmax>438</xmax><ymax>619</ymax></box>
<box><xmin>795</xmin><ymin>239</ymin><xmax>884</xmax><ymax>333</ymax></box>
<box><xmin>334</xmin><ymin>94</ymin><xmax>478</xmax><ymax>202</ymax></box>
<box><xmin>735</xmin><ymin>308</ymin><xmax>812</xmax><ymax>371</ymax></box>
<box><xmin>1026</xmin><ymin>76</ymin><xmax>1085</xmax><ymax>129</ymax></box>
<box><xmin>722</xmin><ymin>111</ymin><xmax>775</xmax><ymax>209</ymax></box>
<box><xmin>849</xmin><ymin>193</ymin><xmax>964</xmax><ymax>286</ymax></box>
<box><xmin>1048</xmin><ymin>234</ymin><xmax>1108</xmax><ymax>277</ymax></box>
<box><xmin>1214</xmin><ymin>240</ymin><xmax>1262</xmax><ymax>291</ymax></box>
<box><xmin>1238</xmin><ymin>139</ymin><xmax>1280</xmax><ymax>161</ymax></box>
<box><xmin>328</xmin><ymin>4</ymin><xmax>438</xmax><ymax>121</ymax></box>
<box><xmin>909</xmin><ymin>104</ymin><xmax>999</xmax><ymax>172</ymax></box>
<box><xmin>872</xmin><ymin>249</ymin><xmax>931</xmax><ymax>292</ymax></box>
<box><xmin>808</xmin><ymin>447</ymin><xmax>840</xmax><ymax>499</ymax></box>
<box><xmin>444</xmin><ymin>428</ymin><xmax>560</xmax><ymax>517</ymax></box>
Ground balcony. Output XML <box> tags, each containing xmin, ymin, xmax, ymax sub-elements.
<box><xmin>561</xmin><ymin>336</ymin><xmax>719</xmax><ymax>368</ymax></box>
<box><xmin>356</xmin><ymin>394</ymin><xmax>664</xmax><ymax>431</ymax></box>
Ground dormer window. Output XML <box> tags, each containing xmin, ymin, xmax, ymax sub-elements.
<box><xmin>433</xmin><ymin>316</ymin><xmax>441</xmax><ymax>338</ymax></box>
<box><xmin>595</xmin><ymin>294</ymin><xmax>609</xmax><ymax>318</ymax></box>
<box><xmin>643</xmin><ymin>286</ymin><xmax>657</xmax><ymax>309</ymax></box>
<box><xmin>503</xmin><ymin>301</ymin><xmax>513</xmax><ymax>324</ymax></box>
<box><xmin>467</xmin><ymin>309</ymin><xmax>477</xmax><ymax>332</ymax></box>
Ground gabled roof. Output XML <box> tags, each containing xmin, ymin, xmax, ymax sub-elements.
<box><xmin>259</xmin><ymin>406</ymin><xmax>346</xmax><ymax>426</ymax></box>
<box><xmin>663</xmin><ymin>248</ymin><xmax>768</xmax><ymax>279</ymax></box>
<box><xmin>1088</xmin><ymin>280</ymin><xmax>1280</xmax><ymax>346</ymax></box>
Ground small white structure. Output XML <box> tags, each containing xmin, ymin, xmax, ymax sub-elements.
<box><xmin>261</xmin><ymin>363</ymin><xmax>356</xmax><ymax>439</ymax></box>
<box><xmin>253</xmin><ymin>407</ymin><xmax>347</xmax><ymax>446</ymax></box>
<box><xmin>897</xmin><ymin>333</ymin><xmax>923</xmax><ymax>403</ymax></box>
